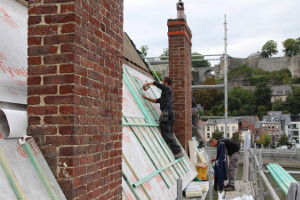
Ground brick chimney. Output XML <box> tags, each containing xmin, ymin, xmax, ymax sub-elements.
<box><xmin>27</xmin><ymin>1</ymin><xmax>123</xmax><ymax>199</ymax></box>
<box><xmin>168</xmin><ymin>0</ymin><xmax>192</xmax><ymax>151</ymax></box>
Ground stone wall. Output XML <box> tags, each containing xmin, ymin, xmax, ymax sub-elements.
<box><xmin>289</xmin><ymin>55</ymin><xmax>300</xmax><ymax>78</ymax></box>
<box><xmin>259</xmin><ymin>57</ymin><xmax>289</xmax><ymax>72</ymax></box>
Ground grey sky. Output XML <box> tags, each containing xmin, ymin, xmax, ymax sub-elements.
<box><xmin>124</xmin><ymin>0</ymin><xmax>300</xmax><ymax>61</ymax></box>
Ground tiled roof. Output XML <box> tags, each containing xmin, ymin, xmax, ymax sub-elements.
<box><xmin>123</xmin><ymin>32</ymin><xmax>151</xmax><ymax>74</ymax></box>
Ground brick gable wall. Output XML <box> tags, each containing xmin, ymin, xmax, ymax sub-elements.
<box><xmin>27</xmin><ymin>1</ymin><xmax>123</xmax><ymax>199</ymax></box>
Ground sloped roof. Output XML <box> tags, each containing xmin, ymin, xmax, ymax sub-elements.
<box><xmin>122</xmin><ymin>65</ymin><xmax>197</xmax><ymax>199</ymax></box>
<box><xmin>123</xmin><ymin>32</ymin><xmax>151</xmax><ymax>75</ymax></box>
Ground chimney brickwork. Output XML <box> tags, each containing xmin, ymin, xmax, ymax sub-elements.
<box><xmin>27</xmin><ymin>1</ymin><xmax>123</xmax><ymax>199</ymax></box>
<box><xmin>167</xmin><ymin>18</ymin><xmax>192</xmax><ymax>151</ymax></box>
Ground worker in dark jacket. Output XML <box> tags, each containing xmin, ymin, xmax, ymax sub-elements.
<box><xmin>142</xmin><ymin>77</ymin><xmax>183</xmax><ymax>160</ymax></box>
<box><xmin>209</xmin><ymin>138</ymin><xmax>240</xmax><ymax>191</ymax></box>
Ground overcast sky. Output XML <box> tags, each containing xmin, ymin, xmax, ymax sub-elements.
<box><xmin>124</xmin><ymin>0</ymin><xmax>300</xmax><ymax>61</ymax></box>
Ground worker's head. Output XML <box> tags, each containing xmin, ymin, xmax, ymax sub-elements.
<box><xmin>162</xmin><ymin>77</ymin><xmax>172</xmax><ymax>86</ymax></box>
<box><xmin>208</xmin><ymin>138</ymin><xmax>218</xmax><ymax>147</ymax></box>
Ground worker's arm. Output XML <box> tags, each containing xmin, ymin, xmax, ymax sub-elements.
<box><xmin>142</xmin><ymin>94</ymin><xmax>157</xmax><ymax>103</ymax></box>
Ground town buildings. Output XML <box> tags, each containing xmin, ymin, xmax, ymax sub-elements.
<box><xmin>199</xmin><ymin>112</ymin><xmax>300</xmax><ymax>145</ymax></box>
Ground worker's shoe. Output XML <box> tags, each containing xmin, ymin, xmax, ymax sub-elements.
<box><xmin>174</xmin><ymin>152</ymin><xmax>184</xmax><ymax>159</ymax></box>
<box><xmin>224</xmin><ymin>185</ymin><xmax>235</xmax><ymax>191</ymax></box>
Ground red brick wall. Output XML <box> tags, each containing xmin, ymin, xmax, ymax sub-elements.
<box><xmin>167</xmin><ymin>19</ymin><xmax>192</xmax><ymax>151</ymax></box>
<box><xmin>27</xmin><ymin>1</ymin><xmax>123</xmax><ymax>199</ymax></box>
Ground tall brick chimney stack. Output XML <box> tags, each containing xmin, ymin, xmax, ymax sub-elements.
<box><xmin>168</xmin><ymin>1</ymin><xmax>192</xmax><ymax>151</ymax></box>
<box><xmin>27</xmin><ymin>1</ymin><xmax>123</xmax><ymax>199</ymax></box>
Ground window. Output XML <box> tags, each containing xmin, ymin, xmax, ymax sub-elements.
<box><xmin>207</xmin><ymin>127</ymin><xmax>210</xmax><ymax>131</ymax></box>
<box><xmin>272</xmin><ymin>125</ymin><xmax>274</xmax><ymax>129</ymax></box>
<box><xmin>221</xmin><ymin>126</ymin><xmax>224</xmax><ymax>131</ymax></box>
<box><xmin>207</xmin><ymin>133</ymin><xmax>210</xmax><ymax>138</ymax></box>
<box><xmin>232</xmin><ymin>126</ymin><xmax>236</xmax><ymax>131</ymax></box>
<box><xmin>275</xmin><ymin>124</ymin><xmax>278</xmax><ymax>129</ymax></box>
<box><xmin>227</xmin><ymin>133</ymin><xmax>230</xmax><ymax>138</ymax></box>
<box><xmin>268</xmin><ymin>125</ymin><xmax>271</xmax><ymax>129</ymax></box>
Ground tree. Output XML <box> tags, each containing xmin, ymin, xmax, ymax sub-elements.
<box><xmin>282</xmin><ymin>38</ymin><xmax>300</xmax><ymax>57</ymax></box>
<box><xmin>228</xmin><ymin>87</ymin><xmax>254</xmax><ymax>116</ymax></box>
<box><xmin>261</xmin><ymin>40</ymin><xmax>278</xmax><ymax>57</ymax></box>
<box><xmin>193</xmin><ymin>77</ymin><xmax>220</xmax><ymax>110</ymax></box>
<box><xmin>212</xmin><ymin>128</ymin><xmax>224</xmax><ymax>140</ymax></box>
<box><xmin>253</xmin><ymin>82</ymin><xmax>272</xmax><ymax>112</ymax></box>
<box><xmin>192</xmin><ymin>52</ymin><xmax>211</xmax><ymax>68</ymax></box>
<box><xmin>279</xmin><ymin>134</ymin><xmax>289</xmax><ymax>146</ymax></box>
<box><xmin>140</xmin><ymin>45</ymin><xmax>149</xmax><ymax>57</ymax></box>
<box><xmin>271</xmin><ymin>100</ymin><xmax>286</xmax><ymax>112</ymax></box>
<box><xmin>263</xmin><ymin>134</ymin><xmax>271</xmax><ymax>146</ymax></box>
<box><xmin>286</xmin><ymin>86</ymin><xmax>300</xmax><ymax>115</ymax></box>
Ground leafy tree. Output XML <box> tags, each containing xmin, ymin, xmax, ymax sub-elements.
<box><xmin>212</xmin><ymin>128</ymin><xmax>224</xmax><ymax>140</ymax></box>
<box><xmin>271</xmin><ymin>100</ymin><xmax>286</xmax><ymax>112</ymax></box>
<box><xmin>140</xmin><ymin>45</ymin><xmax>149</xmax><ymax>57</ymax></box>
<box><xmin>286</xmin><ymin>86</ymin><xmax>300</xmax><ymax>115</ymax></box>
<box><xmin>160</xmin><ymin>48</ymin><xmax>169</xmax><ymax>60</ymax></box>
<box><xmin>282</xmin><ymin>38</ymin><xmax>300</xmax><ymax>57</ymax></box>
<box><xmin>261</xmin><ymin>40</ymin><xmax>278</xmax><ymax>57</ymax></box>
<box><xmin>253</xmin><ymin>83</ymin><xmax>271</xmax><ymax>112</ymax></box>
<box><xmin>279</xmin><ymin>134</ymin><xmax>289</xmax><ymax>146</ymax></box>
<box><xmin>192</xmin><ymin>52</ymin><xmax>211</xmax><ymax>68</ymax></box>
<box><xmin>231</xmin><ymin>132</ymin><xmax>241</xmax><ymax>143</ymax></box>
<box><xmin>263</xmin><ymin>134</ymin><xmax>271</xmax><ymax>146</ymax></box>
<box><xmin>257</xmin><ymin>105</ymin><xmax>268</xmax><ymax>120</ymax></box>
<box><xmin>228</xmin><ymin>87</ymin><xmax>254</xmax><ymax>116</ymax></box>
<box><xmin>193</xmin><ymin>77</ymin><xmax>220</xmax><ymax>110</ymax></box>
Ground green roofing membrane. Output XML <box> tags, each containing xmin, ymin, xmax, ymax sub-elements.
<box><xmin>122</xmin><ymin>65</ymin><xmax>197</xmax><ymax>200</ymax></box>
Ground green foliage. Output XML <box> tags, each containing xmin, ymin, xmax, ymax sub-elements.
<box><xmin>228</xmin><ymin>65</ymin><xmax>292</xmax><ymax>86</ymax></box>
<box><xmin>193</xmin><ymin>77</ymin><xmax>220</xmax><ymax>110</ymax></box>
<box><xmin>140</xmin><ymin>45</ymin><xmax>149</xmax><ymax>57</ymax></box>
<box><xmin>212</xmin><ymin>129</ymin><xmax>224</xmax><ymax>140</ymax></box>
<box><xmin>231</xmin><ymin>132</ymin><xmax>241</xmax><ymax>143</ymax></box>
<box><xmin>271</xmin><ymin>100</ymin><xmax>286</xmax><ymax>112</ymax></box>
<box><xmin>192</xmin><ymin>52</ymin><xmax>211</xmax><ymax>68</ymax></box>
<box><xmin>282</xmin><ymin>38</ymin><xmax>300</xmax><ymax>57</ymax></box>
<box><xmin>286</xmin><ymin>86</ymin><xmax>300</xmax><ymax>115</ymax></box>
<box><xmin>249</xmin><ymin>75</ymin><xmax>268</xmax><ymax>85</ymax></box>
<box><xmin>263</xmin><ymin>134</ymin><xmax>271</xmax><ymax>146</ymax></box>
<box><xmin>254</xmin><ymin>83</ymin><xmax>272</xmax><ymax>112</ymax></box>
<box><xmin>262</xmin><ymin>40</ymin><xmax>278</xmax><ymax>57</ymax></box>
<box><xmin>228</xmin><ymin>87</ymin><xmax>254</xmax><ymax>116</ymax></box>
<box><xmin>279</xmin><ymin>134</ymin><xmax>289</xmax><ymax>146</ymax></box>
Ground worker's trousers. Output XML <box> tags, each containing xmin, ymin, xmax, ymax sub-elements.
<box><xmin>159</xmin><ymin>110</ymin><xmax>181</xmax><ymax>155</ymax></box>
<box><xmin>228</xmin><ymin>151</ymin><xmax>240</xmax><ymax>187</ymax></box>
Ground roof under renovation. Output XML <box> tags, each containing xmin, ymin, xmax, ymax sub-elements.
<box><xmin>0</xmin><ymin>0</ymin><xmax>197</xmax><ymax>199</ymax></box>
